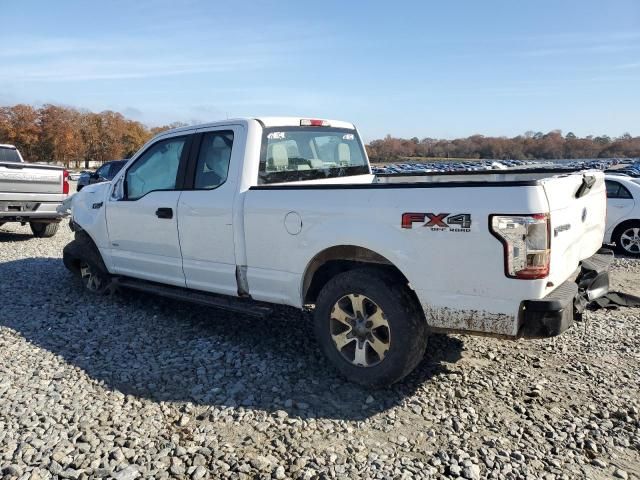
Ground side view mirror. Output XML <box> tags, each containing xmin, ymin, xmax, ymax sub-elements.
<box><xmin>90</xmin><ymin>172</ymin><xmax>99</xmax><ymax>179</ymax></box>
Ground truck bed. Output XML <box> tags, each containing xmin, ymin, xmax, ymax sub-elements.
<box><xmin>0</xmin><ymin>161</ymin><xmax>65</xmax><ymax>195</ymax></box>
<box><xmin>245</xmin><ymin>168</ymin><xmax>605</xmax><ymax>336</ymax></box>
<box><xmin>373</xmin><ymin>166</ymin><xmax>585</xmax><ymax>184</ymax></box>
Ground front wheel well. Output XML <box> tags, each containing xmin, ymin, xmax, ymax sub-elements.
<box><xmin>63</xmin><ymin>230</ymin><xmax>104</xmax><ymax>273</ymax></box>
<box><xmin>302</xmin><ymin>246</ymin><xmax>412</xmax><ymax>305</ymax></box>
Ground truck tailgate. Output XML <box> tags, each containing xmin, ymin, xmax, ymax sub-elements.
<box><xmin>0</xmin><ymin>162</ymin><xmax>64</xmax><ymax>195</ymax></box>
<box><xmin>542</xmin><ymin>171</ymin><xmax>606</xmax><ymax>286</ymax></box>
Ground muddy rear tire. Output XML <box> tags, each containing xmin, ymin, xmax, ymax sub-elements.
<box><xmin>314</xmin><ymin>268</ymin><xmax>428</xmax><ymax>388</ymax></box>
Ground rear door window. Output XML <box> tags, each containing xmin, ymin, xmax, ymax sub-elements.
<box><xmin>0</xmin><ymin>147</ymin><xmax>21</xmax><ymax>162</ymax></box>
<box><xmin>606</xmin><ymin>180</ymin><xmax>633</xmax><ymax>199</ymax></box>
<box><xmin>193</xmin><ymin>131</ymin><xmax>234</xmax><ymax>189</ymax></box>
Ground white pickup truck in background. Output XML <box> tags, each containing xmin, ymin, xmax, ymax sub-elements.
<box><xmin>64</xmin><ymin>117</ymin><xmax>611</xmax><ymax>386</ymax></box>
<box><xmin>0</xmin><ymin>144</ymin><xmax>69</xmax><ymax>237</ymax></box>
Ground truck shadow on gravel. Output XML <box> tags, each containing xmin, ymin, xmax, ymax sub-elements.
<box><xmin>0</xmin><ymin>230</ymin><xmax>35</xmax><ymax>242</ymax></box>
<box><xmin>0</xmin><ymin>257</ymin><xmax>463</xmax><ymax>421</ymax></box>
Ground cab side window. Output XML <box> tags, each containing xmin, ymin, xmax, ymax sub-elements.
<box><xmin>605</xmin><ymin>180</ymin><xmax>633</xmax><ymax>199</ymax></box>
<box><xmin>126</xmin><ymin>137</ymin><xmax>186</xmax><ymax>200</ymax></box>
<box><xmin>194</xmin><ymin>131</ymin><xmax>233</xmax><ymax>189</ymax></box>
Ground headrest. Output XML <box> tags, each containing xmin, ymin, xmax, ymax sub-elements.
<box><xmin>272</xmin><ymin>143</ymin><xmax>289</xmax><ymax>170</ymax></box>
<box><xmin>338</xmin><ymin>143</ymin><xmax>351</xmax><ymax>164</ymax></box>
<box><xmin>205</xmin><ymin>148</ymin><xmax>223</xmax><ymax>171</ymax></box>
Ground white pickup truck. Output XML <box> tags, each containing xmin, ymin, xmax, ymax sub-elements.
<box><xmin>64</xmin><ymin>117</ymin><xmax>611</xmax><ymax>386</ymax></box>
<box><xmin>0</xmin><ymin>144</ymin><xmax>69</xmax><ymax>237</ymax></box>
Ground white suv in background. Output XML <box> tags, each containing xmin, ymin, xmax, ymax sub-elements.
<box><xmin>605</xmin><ymin>174</ymin><xmax>640</xmax><ymax>256</ymax></box>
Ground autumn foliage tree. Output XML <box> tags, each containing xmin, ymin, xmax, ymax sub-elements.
<box><xmin>0</xmin><ymin>104</ymin><xmax>178</xmax><ymax>167</ymax></box>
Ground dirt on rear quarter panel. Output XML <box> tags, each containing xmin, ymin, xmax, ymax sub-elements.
<box><xmin>424</xmin><ymin>305</ymin><xmax>516</xmax><ymax>336</ymax></box>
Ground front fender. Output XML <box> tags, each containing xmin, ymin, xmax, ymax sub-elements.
<box><xmin>70</xmin><ymin>182</ymin><xmax>111</xmax><ymax>254</ymax></box>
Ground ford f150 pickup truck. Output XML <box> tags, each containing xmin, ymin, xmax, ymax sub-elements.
<box><xmin>63</xmin><ymin>118</ymin><xmax>611</xmax><ymax>386</ymax></box>
<box><xmin>0</xmin><ymin>144</ymin><xmax>69</xmax><ymax>237</ymax></box>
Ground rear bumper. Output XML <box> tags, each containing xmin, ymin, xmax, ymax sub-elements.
<box><xmin>0</xmin><ymin>201</ymin><xmax>64</xmax><ymax>222</ymax></box>
<box><xmin>518</xmin><ymin>249</ymin><xmax>613</xmax><ymax>338</ymax></box>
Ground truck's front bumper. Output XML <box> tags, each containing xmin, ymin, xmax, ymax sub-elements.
<box><xmin>518</xmin><ymin>249</ymin><xmax>613</xmax><ymax>338</ymax></box>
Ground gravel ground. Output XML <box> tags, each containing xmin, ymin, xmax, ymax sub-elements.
<box><xmin>1</xmin><ymin>218</ymin><xmax>639</xmax><ymax>480</ymax></box>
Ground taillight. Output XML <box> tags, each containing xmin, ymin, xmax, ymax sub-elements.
<box><xmin>62</xmin><ymin>169</ymin><xmax>70</xmax><ymax>195</ymax></box>
<box><xmin>300</xmin><ymin>119</ymin><xmax>330</xmax><ymax>127</ymax></box>
<box><xmin>490</xmin><ymin>213</ymin><xmax>550</xmax><ymax>279</ymax></box>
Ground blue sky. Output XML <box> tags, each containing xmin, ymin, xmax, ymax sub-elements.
<box><xmin>1</xmin><ymin>0</ymin><xmax>639</xmax><ymax>140</ymax></box>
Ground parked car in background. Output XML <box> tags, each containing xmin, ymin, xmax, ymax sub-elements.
<box><xmin>605</xmin><ymin>174</ymin><xmax>640</xmax><ymax>256</ymax></box>
<box><xmin>77</xmin><ymin>160</ymin><xmax>127</xmax><ymax>192</ymax></box>
<box><xmin>64</xmin><ymin>117</ymin><xmax>610</xmax><ymax>386</ymax></box>
<box><xmin>68</xmin><ymin>171</ymin><xmax>83</xmax><ymax>181</ymax></box>
<box><xmin>0</xmin><ymin>144</ymin><xmax>68</xmax><ymax>237</ymax></box>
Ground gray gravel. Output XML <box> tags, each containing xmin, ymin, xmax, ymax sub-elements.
<box><xmin>1</xmin><ymin>219</ymin><xmax>639</xmax><ymax>479</ymax></box>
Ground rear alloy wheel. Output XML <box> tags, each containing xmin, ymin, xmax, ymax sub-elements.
<box><xmin>314</xmin><ymin>268</ymin><xmax>428</xmax><ymax>387</ymax></box>
<box><xmin>330</xmin><ymin>294</ymin><xmax>391</xmax><ymax>367</ymax></box>
<box><xmin>616</xmin><ymin>225</ymin><xmax>640</xmax><ymax>257</ymax></box>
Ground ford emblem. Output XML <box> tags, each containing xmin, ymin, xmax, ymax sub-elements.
<box><xmin>581</xmin><ymin>207</ymin><xmax>587</xmax><ymax>223</ymax></box>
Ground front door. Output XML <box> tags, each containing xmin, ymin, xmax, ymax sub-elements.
<box><xmin>106</xmin><ymin>135</ymin><xmax>190</xmax><ymax>287</ymax></box>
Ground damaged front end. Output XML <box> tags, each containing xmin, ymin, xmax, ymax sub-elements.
<box><xmin>518</xmin><ymin>248</ymin><xmax>613</xmax><ymax>338</ymax></box>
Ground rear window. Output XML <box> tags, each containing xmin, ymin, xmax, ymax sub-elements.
<box><xmin>605</xmin><ymin>180</ymin><xmax>633</xmax><ymax>199</ymax></box>
<box><xmin>0</xmin><ymin>147</ymin><xmax>21</xmax><ymax>163</ymax></box>
<box><xmin>259</xmin><ymin>127</ymin><xmax>369</xmax><ymax>184</ymax></box>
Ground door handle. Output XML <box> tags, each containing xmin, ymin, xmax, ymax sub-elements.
<box><xmin>155</xmin><ymin>207</ymin><xmax>173</xmax><ymax>219</ymax></box>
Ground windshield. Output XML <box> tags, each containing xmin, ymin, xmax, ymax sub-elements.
<box><xmin>0</xmin><ymin>147</ymin><xmax>21</xmax><ymax>163</ymax></box>
<box><xmin>259</xmin><ymin>127</ymin><xmax>369</xmax><ymax>184</ymax></box>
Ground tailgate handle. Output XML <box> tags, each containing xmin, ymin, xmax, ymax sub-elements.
<box><xmin>575</xmin><ymin>174</ymin><xmax>596</xmax><ymax>199</ymax></box>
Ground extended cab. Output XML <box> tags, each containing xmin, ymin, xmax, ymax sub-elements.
<box><xmin>64</xmin><ymin>118</ymin><xmax>611</xmax><ymax>386</ymax></box>
<box><xmin>0</xmin><ymin>144</ymin><xmax>69</xmax><ymax>237</ymax></box>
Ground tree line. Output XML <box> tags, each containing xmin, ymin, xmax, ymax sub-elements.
<box><xmin>2</xmin><ymin>103</ymin><xmax>639</xmax><ymax>166</ymax></box>
<box><xmin>0</xmin><ymin>104</ymin><xmax>184</xmax><ymax>167</ymax></box>
<box><xmin>366</xmin><ymin>131</ymin><xmax>640</xmax><ymax>162</ymax></box>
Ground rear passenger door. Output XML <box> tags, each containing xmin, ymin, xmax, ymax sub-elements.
<box><xmin>177</xmin><ymin>125</ymin><xmax>244</xmax><ymax>295</ymax></box>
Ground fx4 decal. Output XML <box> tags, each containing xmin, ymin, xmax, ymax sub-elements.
<box><xmin>402</xmin><ymin>212</ymin><xmax>472</xmax><ymax>232</ymax></box>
